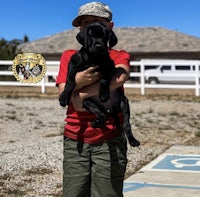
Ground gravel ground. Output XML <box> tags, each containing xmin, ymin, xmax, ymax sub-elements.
<box><xmin>1</xmin><ymin>95</ymin><xmax>200</xmax><ymax>196</ymax></box>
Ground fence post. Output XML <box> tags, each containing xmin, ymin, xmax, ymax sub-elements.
<box><xmin>195</xmin><ymin>62</ymin><xmax>200</xmax><ymax>96</ymax></box>
<box><xmin>41</xmin><ymin>77</ymin><xmax>45</xmax><ymax>93</ymax></box>
<box><xmin>141</xmin><ymin>60</ymin><xmax>145</xmax><ymax>95</ymax></box>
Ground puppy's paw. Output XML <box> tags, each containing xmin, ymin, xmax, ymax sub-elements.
<box><xmin>129</xmin><ymin>138</ymin><xmax>140</xmax><ymax>147</ymax></box>
<box><xmin>91</xmin><ymin>116</ymin><xmax>107</xmax><ymax>128</ymax></box>
<box><xmin>59</xmin><ymin>93</ymin><xmax>69</xmax><ymax>107</ymax></box>
<box><xmin>91</xmin><ymin>120</ymin><xmax>101</xmax><ymax>128</ymax></box>
<box><xmin>59</xmin><ymin>98</ymin><xmax>67</xmax><ymax>107</ymax></box>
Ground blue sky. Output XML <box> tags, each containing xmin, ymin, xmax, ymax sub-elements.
<box><xmin>1</xmin><ymin>0</ymin><xmax>200</xmax><ymax>41</ymax></box>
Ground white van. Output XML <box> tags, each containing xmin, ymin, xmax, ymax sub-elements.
<box><xmin>144</xmin><ymin>60</ymin><xmax>200</xmax><ymax>84</ymax></box>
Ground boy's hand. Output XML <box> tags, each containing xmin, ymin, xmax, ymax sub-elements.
<box><xmin>75</xmin><ymin>66</ymin><xmax>101</xmax><ymax>90</ymax></box>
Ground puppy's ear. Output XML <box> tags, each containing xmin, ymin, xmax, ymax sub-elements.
<box><xmin>109</xmin><ymin>30</ymin><xmax>118</xmax><ymax>48</ymax></box>
<box><xmin>76</xmin><ymin>28</ymin><xmax>89</xmax><ymax>49</ymax></box>
<box><xmin>76</xmin><ymin>30</ymin><xmax>85</xmax><ymax>46</ymax></box>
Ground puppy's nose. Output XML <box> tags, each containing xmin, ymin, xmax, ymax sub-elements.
<box><xmin>95</xmin><ymin>44</ymin><xmax>105</xmax><ymax>51</ymax></box>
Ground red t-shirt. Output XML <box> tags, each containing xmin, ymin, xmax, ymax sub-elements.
<box><xmin>56</xmin><ymin>49</ymin><xmax>130</xmax><ymax>144</ymax></box>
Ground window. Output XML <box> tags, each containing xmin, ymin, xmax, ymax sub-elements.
<box><xmin>193</xmin><ymin>66</ymin><xmax>200</xmax><ymax>70</ymax></box>
<box><xmin>175</xmin><ymin>65</ymin><xmax>190</xmax><ymax>70</ymax></box>
<box><xmin>161</xmin><ymin>65</ymin><xmax>171</xmax><ymax>70</ymax></box>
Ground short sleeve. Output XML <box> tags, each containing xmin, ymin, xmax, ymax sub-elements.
<box><xmin>56</xmin><ymin>50</ymin><xmax>77</xmax><ymax>86</ymax></box>
<box><xmin>109</xmin><ymin>50</ymin><xmax>130</xmax><ymax>68</ymax></box>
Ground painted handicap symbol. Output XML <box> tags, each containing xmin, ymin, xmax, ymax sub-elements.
<box><xmin>148</xmin><ymin>155</ymin><xmax>200</xmax><ymax>171</ymax></box>
<box><xmin>171</xmin><ymin>158</ymin><xmax>200</xmax><ymax>168</ymax></box>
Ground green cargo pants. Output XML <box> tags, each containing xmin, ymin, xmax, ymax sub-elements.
<box><xmin>63</xmin><ymin>133</ymin><xmax>127</xmax><ymax>197</ymax></box>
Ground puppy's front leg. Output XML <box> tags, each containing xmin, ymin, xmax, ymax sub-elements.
<box><xmin>59</xmin><ymin>63</ymin><xmax>77</xmax><ymax>107</ymax></box>
<box><xmin>99</xmin><ymin>79</ymin><xmax>110</xmax><ymax>102</ymax></box>
<box><xmin>99</xmin><ymin>58</ymin><xmax>115</xmax><ymax>102</ymax></box>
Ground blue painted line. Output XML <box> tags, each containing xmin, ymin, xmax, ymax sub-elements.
<box><xmin>123</xmin><ymin>182</ymin><xmax>200</xmax><ymax>193</ymax></box>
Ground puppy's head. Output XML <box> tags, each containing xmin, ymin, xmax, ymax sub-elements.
<box><xmin>76</xmin><ymin>22</ymin><xmax>118</xmax><ymax>54</ymax></box>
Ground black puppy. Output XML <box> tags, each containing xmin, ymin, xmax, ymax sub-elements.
<box><xmin>59</xmin><ymin>22</ymin><xmax>140</xmax><ymax>147</ymax></box>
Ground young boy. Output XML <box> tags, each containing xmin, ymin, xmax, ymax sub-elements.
<box><xmin>56</xmin><ymin>2</ymin><xmax>130</xmax><ymax>196</ymax></box>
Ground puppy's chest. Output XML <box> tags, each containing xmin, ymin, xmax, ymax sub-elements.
<box><xmin>81</xmin><ymin>55</ymin><xmax>115</xmax><ymax>73</ymax></box>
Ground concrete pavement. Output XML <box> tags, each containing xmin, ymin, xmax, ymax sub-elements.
<box><xmin>123</xmin><ymin>145</ymin><xmax>200</xmax><ymax>197</ymax></box>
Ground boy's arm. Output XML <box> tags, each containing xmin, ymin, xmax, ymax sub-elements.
<box><xmin>72</xmin><ymin>64</ymin><xmax>130</xmax><ymax>111</ymax></box>
<box><xmin>58</xmin><ymin>66</ymin><xmax>101</xmax><ymax>97</ymax></box>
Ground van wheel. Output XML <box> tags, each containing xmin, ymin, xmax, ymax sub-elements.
<box><xmin>148</xmin><ymin>77</ymin><xmax>159</xmax><ymax>84</ymax></box>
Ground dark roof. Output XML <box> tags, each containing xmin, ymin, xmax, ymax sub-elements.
<box><xmin>18</xmin><ymin>26</ymin><xmax>200</xmax><ymax>54</ymax></box>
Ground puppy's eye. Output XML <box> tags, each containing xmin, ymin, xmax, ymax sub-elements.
<box><xmin>88</xmin><ymin>29</ymin><xmax>94</xmax><ymax>36</ymax></box>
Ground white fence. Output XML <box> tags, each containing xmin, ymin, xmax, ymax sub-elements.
<box><xmin>127</xmin><ymin>59</ymin><xmax>200</xmax><ymax>96</ymax></box>
<box><xmin>0</xmin><ymin>59</ymin><xmax>200</xmax><ymax>96</ymax></box>
<box><xmin>0</xmin><ymin>60</ymin><xmax>59</xmax><ymax>93</ymax></box>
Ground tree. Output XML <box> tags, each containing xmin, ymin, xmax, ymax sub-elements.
<box><xmin>23</xmin><ymin>34</ymin><xmax>29</xmax><ymax>43</ymax></box>
<box><xmin>0</xmin><ymin>35</ymin><xmax>29</xmax><ymax>60</ymax></box>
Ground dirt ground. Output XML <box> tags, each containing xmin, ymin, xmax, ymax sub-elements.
<box><xmin>0</xmin><ymin>86</ymin><xmax>200</xmax><ymax>196</ymax></box>
<box><xmin>0</xmin><ymin>86</ymin><xmax>200</xmax><ymax>149</ymax></box>
<box><xmin>0</xmin><ymin>86</ymin><xmax>200</xmax><ymax>148</ymax></box>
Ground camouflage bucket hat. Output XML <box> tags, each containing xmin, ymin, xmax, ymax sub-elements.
<box><xmin>72</xmin><ymin>2</ymin><xmax>112</xmax><ymax>27</ymax></box>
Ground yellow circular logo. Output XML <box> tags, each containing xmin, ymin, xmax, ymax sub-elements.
<box><xmin>12</xmin><ymin>53</ymin><xmax>46</xmax><ymax>83</ymax></box>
